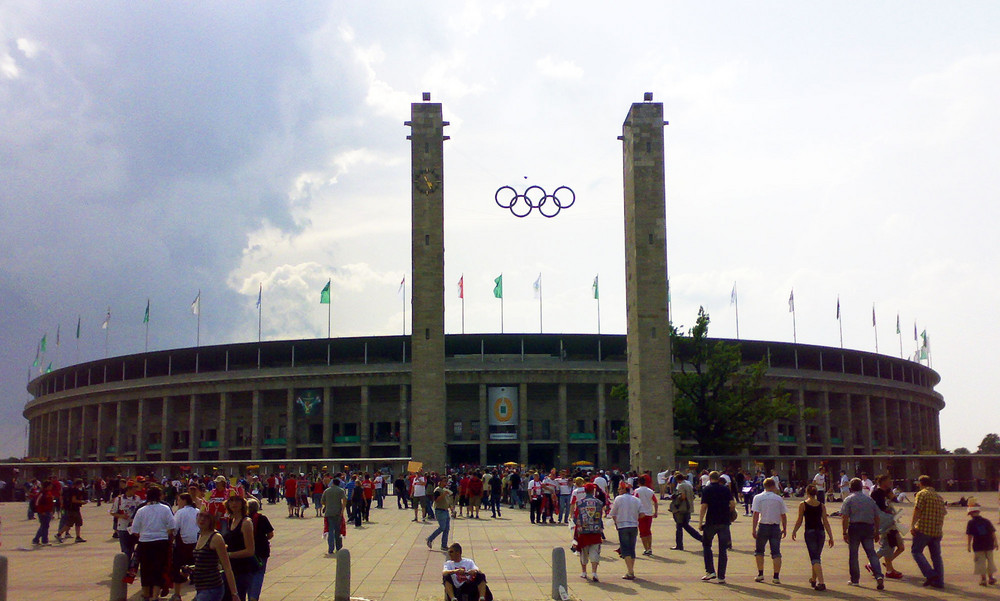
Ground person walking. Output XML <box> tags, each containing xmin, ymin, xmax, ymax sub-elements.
<box><xmin>610</xmin><ymin>484</ymin><xmax>640</xmax><ymax>580</ymax></box>
<box><xmin>669</xmin><ymin>472</ymin><xmax>703</xmax><ymax>551</ymax></box>
<box><xmin>751</xmin><ymin>477</ymin><xmax>787</xmax><ymax>584</ymax></box>
<box><xmin>699</xmin><ymin>471</ymin><xmax>735</xmax><ymax>584</ymax></box>
<box><xmin>871</xmin><ymin>474</ymin><xmax>905</xmax><ymax>579</ymax></box>
<box><xmin>966</xmin><ymin>505</ymin><xmax>998</xmax><ymax>587</ymax></box>
<box><xmin>791</xmin><ymin>484</ymin><xmax>834</xmax><ymax>590</ymax></box>
<box><xmin>841</xmin><ymin>478</ymin><xmax>884</xmax><ymax>590</ymax></box>
<box><xmin>190</xmin><ymin>510</ymin><xmax>240</xmax><ymax>601</ymax></box>
<box><xmin>130</xmin><ymin>486</ymin><xmax>176</xmax><ymax>600</ymax></box>
<box><xmin>321</xmin><ymin>478</ymin><xmax>347</xmax><ymax>554</ymax></box>
<box><xmin>246</xmin><ymin>498</ymin><xmax>274</xmax><ymax>601</ymax></box>
<box><xmin>574</xmin><ymin>483</ymin><xmax>605</xmax><ymax>581</ymax></box>
<box><xmin>911</xmin><ymin>474</ymin><xmax>946</xmax><ymax>588</ymax></box>
<box><xmin>222</xmin><ymin>495</ymin><xmax>257</xmax><ymax>601</ymax></box>
<box><xmin>170</xmin><ymin>492</ymin><xmax>201</xmax><ymax>601</ymax></box>
<box><xmin>634</xmin><ymin>475</ymin><xmax>658</xmax><ymax>556</ymax></box>
<box><xmin>30</xmin><ymin>481</ymin><xmax>55</xmax><ymax>546</ymax></box>
<box><xmin>427</xmin><ymin>478</ymin><xmax>453</xmax><ymax>551</ymax></box>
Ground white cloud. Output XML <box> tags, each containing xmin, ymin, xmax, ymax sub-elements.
<box><xmin>536</xmin><ymin>55</ymin><xmax>583</xmax><ymax>80</ymax></box>
<box><xmin>16</xmin><ymin>37</ymin><xmax>40</xmax><ymax>58</ymax></box>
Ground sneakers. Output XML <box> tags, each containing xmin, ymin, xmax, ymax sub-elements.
<box><xmin>814</xmin><ymin>583</ymin><xmax>826</xmax><ymax>591</ymax></box>
<box><xmin>886</xmin><ymin>570</ymin><xmax>903</xmax><ymax>579</ymax></box>
<box><xmin>54</xmin><ymin>534</ymin><xmax>63</xmax><ymax>543</ymax></box>
<box><xmin>669</xmin><ymin>546</ymin><xmax>683</xmax><ymax>551</ymax></box>
<box><xmin>642</xmin><ymin>550</ymin><xmax>653</xmax><ymax>556</ymax></box>
<box><xmin>591</xmin><ymin>575</ymin><xmax>599</xmax><ymax>582</ymax></box>
<box><xmin>717</xmin><ymin>578</ymin><xmax>727</xmax><ymax>584</ymax></box>
<box><xmin>426</xmin><ymin>539</ymin><xmax>432</xmax><ymax>549</ymax></box>
<box><xmin>75</xmin><ymin>537</ymin><xmax>87</xmax><ymax>543</ymax></box>
<box><xmin>754</xmin><ymin>575</ymin><xmax>765</xmax><ymax>583</ymax></box>
<box><xmin>701</xmin><ymin>573</ymin><xmax>716</xmax><ymax>581</ymax></box>
<box><xmin>876</xmin><ymin>578</ymin><xmax>884</xmax><ymax>590</ymax></box>
<box><xmin>772</xmin><ymin>577</ymin><xmax>781</xmax><ymax>584</ymax></box>
<box><xmin>847</xmin><ymin>581</ymin><xmax>860</xmax><ymax>586</ymax></box>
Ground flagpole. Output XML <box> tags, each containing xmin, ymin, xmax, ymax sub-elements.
<box><xmin>873</xmin><ymin>303</ymin><xmax>879</xmax><ymax>354</ymax></box>
<box><xmin>105</xmin><ymin>307</ymin><xmax>110</xmax><ymax>358</ymax></box>
<box><xmin>501</xmin><ymin>293</ymin><xmax>504</xmax><ymax>334</ymax></box>
<box><xmin>838</xmin><ymin>297</ymin><xmax>843</xmax><ymax>349</ymax></box>
<box><xmin>196</xmin><ymin>290</ymin><xmax>201</xmax><ymax>347</ymax></box>
<box><xmin>402</xmin><ymin>279</ymin><xmax>406</xmax><ymax>336</ymax></box>
<box><xmin>257</xmin><ymin>284</ymin><xmax>262</xmax><ymax>344</ymax></box>
<box><xmin>538</xmin><ymin>276</ymin><xmax>543</xmax><ymax>334</ymax></box>
<box><xmin>732</xmin><ymin>283</ymin><xmax>740</xmax><ymax>340</ymax></box>
<box><xmin>898</xmin><ymin>317</ymin><xmax>903</xmax><ymax>359</ymax></box>
<box><xmin>328</xmin><ymin>290</ymin><xmax>332</xmax><ymax>339</ymax></box>
<box><xmin>145</xmin><ymin>318</ymin><xmax>149</xmax><ymax>353</ymax></box>
<box><xmin>461</xmin><ymin>282</ymin><xmax>465</xmax><ymax>335</ymax></box>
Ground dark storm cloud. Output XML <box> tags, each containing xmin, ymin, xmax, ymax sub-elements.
<box><xmin>0</xmin><ymin>2</ymin><xmax>380</xmax><ymax>455</ymax></box>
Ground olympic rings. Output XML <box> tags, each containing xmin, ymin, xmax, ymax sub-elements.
<box><xmin>494</xmin><ymin>185</ymin><xmax>576</xmax><ymax>218</ymax></box>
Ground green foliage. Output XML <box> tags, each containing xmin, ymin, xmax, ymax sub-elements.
<box><xmin>977</xmin><ymin>433</ymin><xmax>1000</xmax><ymax>454</ymax></box>
<box><xmin>953</xmin><ymin>447</ymin><xmax>971</xmax><ymax>455</ymax></box>
<box><xmin>610</xmin><ymin>384</ymin><xmax>630</xmax><ymax>444</ymax></box>
<box><xmin>671</xmin><ymin>307</ymin><xmax>796</xmax><ymax>455</ymax></box>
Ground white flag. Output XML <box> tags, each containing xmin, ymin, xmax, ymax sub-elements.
<box><xmin>101</xmin><ymin>308</ymin><xmax>110</xmax><ymax>329</ymax></box>
<box><xmin>730</xmin><ymin>283</ymin><xmax>737</xmax><ymax>306</ymax></box>
<box><xmin>788</xmin><ymin>289</ymin><xmax>795</xmax><ymax>312</ymax></box>
<box><xmin>533</xmin><ymin>273</ymin><xmax>542</xmax><ymax>299</ymax></box>
<box><xmin>398</xmin><ymin>276</ymin><xmax>405</xmax><ymax>298</ymax></box>
<box><xmin>191</xmin><ymin>292</ymin><xmax>201</xmax><ymax>316</ymax></box>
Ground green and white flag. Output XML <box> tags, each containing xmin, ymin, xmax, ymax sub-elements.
<box><xmin>493</xmin><ymin>274</ymin><xmax>503</xmax><ymax>299</ymax></box>
<box><xmin>75</xmin><ymin>316</ymin><xmax>81</xmax><ymax>339</ymax></box>
<box><xmin>143</xmin><ymin>299</ymin><xmax>150</xmax><ymax>324</ymax></box>
<box><xmin>320</xmin><ymin>280</ymin><xmax>331</xmax><ymax>304</ymax></box>
<box><xmin>593</xmin><ymin>275</ymin><xmax>599</xmax><ymax>300</ymax></box>
<box><xmin>40</xmin><ymin>334</ymin><xmax>47</xmax><ymax>353</ymax></box>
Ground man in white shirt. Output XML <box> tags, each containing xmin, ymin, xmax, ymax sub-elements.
<box><xmin>442</xmin><ymin>542</ymin><xmax>488</xmax><ymax>601</ymax></box>
<box><xmin>861</xmin><ymin>473</ymin><xmax>875</xmax><ymax>497</ymax></box>
<box><xmin>610</xmin><ymin>489</ymin><xmax>641</xmax><ymax>580</ymax></box>
<box><xmin>813</xmin><ymin>466</ymin><xmax>828</xmax><ymax>504</ymax></box>
<box><xmin>634</xmin><ymin>475</ymin><xmax>659</xmax><ymax>556</ymax></box>
<box><xmin>374</xmin><ymin>473</ymin><xmax>385</xmax><ymax>508</ymax></box>
<box><xmin>656</xmin><ymin>469</ymin><xmax>669</xmax><ymax>500</ymax></box>
<box><xmin>750</xmin><ymin>478</ymin><xmax>788</xmax><ymax>584</ymax></box>
<box><xmin>556</xmin><ymin>471</ymin><xmax>573</xmax><ymax>524</ymax></box>
<box><xmin>411</xmin><ymin>472</ymin><xmax>428</xmax><ymax>522</ymax></box>
<box><xmin>129</xmin><ymin>487</ymin><xmax>176</xmax><ymax>600</ymax></box>
<box><xmin>110</xmin><ymin>482</ymin><xmax>143</xmax><ymax>559</ymax></box>
<box><xmin>527</xmin><ymin>473</ymin><xmax>544</xmax><ymax>524</ymax></box>
<box><xmin>171</xmin><ymin>492</ymin><xmax>201</xmax><ymax>600</ymax></box>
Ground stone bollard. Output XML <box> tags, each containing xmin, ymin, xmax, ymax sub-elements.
<box><xmin>551</xmin><ymin>547</ymin><xmax>568</xmax><ymax>600</ymax></box>
<box><xmin>0</xmin><ymin>554</ymin><xmax>8</xmax><ymax>601</ymax></box>
<box><xmin>109</xmin><ymin>552</ymin><xmax>129</xmax><ymax>601</ymax></box>
<box><xmin>334</xmin><ymin>548</ymin><xmax>351</xmax><ymax>601</ymax></box>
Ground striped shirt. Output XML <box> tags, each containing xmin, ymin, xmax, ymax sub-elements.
<box><xmin>191</xmin><ymin>532</ymin><xmax>224</xmax><ymax>591</ymax></box>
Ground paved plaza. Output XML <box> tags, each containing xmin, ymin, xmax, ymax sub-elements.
<box><xmin>2</xmin><ymin>492</ymin><xmax>998</xmax><ymax>600</ymax></box>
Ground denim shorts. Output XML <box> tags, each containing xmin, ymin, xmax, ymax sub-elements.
<box><xmin>618</xmin><ymin>527</ymin><xmax>639</xmax><ymax>558</ymax></box>
<box><xmin>754</xmin><ymin>523</ymin><xmax>782</xmax><ymax>558</ymax></box>
<box><xmin>804</xmin><ymin>528</ymin><xmax>825</xmax><ymax>564</ymax></box>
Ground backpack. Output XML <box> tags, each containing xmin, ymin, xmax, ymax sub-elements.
<box><xmin>669</xmin><ymin>492</ymin><xmax>690</xmax><ymax>515</ymax></box>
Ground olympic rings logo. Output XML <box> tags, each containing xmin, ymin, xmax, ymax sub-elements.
<box><xmin>495</xmin><ymin>185</ymin><xmax>576</xmax><ymax>218</ymax></box>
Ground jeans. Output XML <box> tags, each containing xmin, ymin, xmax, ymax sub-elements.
<box><xmin>193</xmin><ymin>584</ymin><xmax>226</xmax><ymax>601</ymax></box>
<box><xmin>754</xmin><ymin>523</ymin><xmax>782</xmax><ymax>558</ymax></box>
<box><xmin>803</xmin><ymin>528</ymin><xmax>825</xmax><ymax>565</ymax></box>
<box><xmin>618</xmin><ymin>526</ymin><xmax>639</xmax><ymax>558</ymax></box>
<box><xmin>325</xmin><ymin>516</ymin><xmax>343</xmax><ymax>553</ymax></box>
<box><xmin>424</xmin><ymin>495</ymin><xmax>434</xmax><ymax>518</ymax></box>
<box><xmin>530</xmin><ymin>497</ymin><xmax>542</xmax><ymax>523</ymax></box>
<box><xmin>702</xmin><ymin>523</ymin><xmax>731</xmax><ymax>578</ymax></box>
<box><xmin>118</xmin><ymin>530</ymin><xmax>137</xmax><ymax>559</ymax></box>
<box><xmin>427</xmin><ymin>508</ymin><xmax>450</xmax><ymax>548</ymax></box>
<box><xmin>490</xmin><ymin>492</ymin><xmax>502</xmax><ymax>517</ymax></box>
<box><xmin>234</xmin><ymin>570</ymin><xmax>253</xmax><ymax>601</ymax></box>
<box><xmin>33</xmin><ymin>512</ymin><xmax>52</xmax><ymax>544</ymax></box>
<box><xmin>674</xmin><ymin>512</ymin><xmax>703</xmax><ymax>549</ymax></box>
<box><xmin>848</xmin><ymin>522</ymin><xmax>883</xmax><ymax>582</ymax></box>
<box><xmin>559</xmin><ymin>494</ymin><xmax>571</xmax><ymax>523</ymax></box>
<box><xmin>911</xmin><ymin>530</ymin><xmax>944</xmax><ymax>585</ymax></box>
<box><xmin>247</xmin><ymin>557</ymin><xmax>267</xmax><ymax>600</ymax></box>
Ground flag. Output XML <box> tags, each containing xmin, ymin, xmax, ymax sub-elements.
<box><xmin>920</xmin><ymin>329</ymin><xmax>928</xmax><ymax>348</ymax></box>
<box><xmin>398</xmin><ymin>276</ymin><xmax>405</xmax><ymax>298</ymax></box>
<box><xmin>730</xmin><ymin>283</ymin><xmax>737</xmax><ymax>306</ymax></box>
<box><xmin>256</xmin><ymin>284</ymin><xmax>262</xmax><ymax>308</ymax></box>
<box><xmin>836</xmin><ymin>297</ymin><xmax>840</xmax><ymax>320</ymax></box>
<box><xmin>191</xmin><ymin>292</ymin><xmax>200</xmax><ymax>316</ymax></box>
<box><xmin>914</xmin><ymin>322</ymin><xmax>918</xmax><ymax>341</ymax></box>
<box><xmin>872</xmin><ymin>304</ymin><xmax>876</xmax><ymax>327</ymax></box>
<box><xmin>56</xmin><ymin>325</ymin><xmax>60</xmax><ymax>347</ymax></box>
<box><xmin>40</xmin><ymin>334</ymin><xmax>47</xmax><ymax>353</ymax></box>
<box><xmin>896</xmin><ymin>314</ymin><xmax>900</xmax><ymax>334</ymax></box>
<box><xmin>788</xmin><ymin>289</ymin><xmax>795</xmax><ymax>312</ymax></box>
<box><xmin>75</xmin><ymin>316</ymin><xmax>81</xmax><ymax>339</ymax></box>
<box><xmin>593</xmin><ymin>275</ymin><xmax>599</xmax><ymax>300</ymax></box>
<box><xmin>533</xmin><ymin>273</ymin><xmax>541</xmax><ymax>299</ymax></box>
<box><xmin>101</xmin><ymin>308</ymin><xmax>110</xmax><ymax>330</ymax></box>
<box><xmin>320</xmin><ymin>280</ymin><xmax>331</xmax><ymax>304</ymax></box>
<box><xmin>45</xmin><ymin>362</ymin><xmax>52</xmax><ymax>374</ymax></box>
<box><xmin>457</xmin><ymin>275</ymin><xmax>464</xmax><ymax>299</ymax></box>
<box><xmin>493</xmin><ymin>274</ymin><xmax>503</xmax><ymax>299</ymax></box>
<box><xmin>143</xmin><ymin>299</ymin><xmax>150</xmax><ymax>324</ymax></box>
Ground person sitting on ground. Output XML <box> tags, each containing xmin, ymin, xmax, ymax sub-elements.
<box><xmin>442</xmin><ymin>542</ymin><xmax>492</xmax><ymax>601</ymax></box>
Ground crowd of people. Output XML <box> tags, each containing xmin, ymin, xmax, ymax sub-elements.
<box><xmin>16</xmin><ymin>464</ymin><xmax>1000</xmax><ymax>598</ymax></box>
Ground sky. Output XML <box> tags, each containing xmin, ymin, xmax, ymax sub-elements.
<box><xmin>2</xmin><ymin>1</ymin><xmax>999</xmax><ymax>459</ymax></box>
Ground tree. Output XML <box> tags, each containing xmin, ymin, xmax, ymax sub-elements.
<box><xmin>954</xmin><ymin>447</ymin><xmax>971</xmax><ymax>455</ymax></box>
<box><xmin>671</xmin><ymin>307</ymin><xmax>798</xmax><ymax>455</ymax></box>
<box><xmin>977</xmin><ymin>433</ymin><xmax>1000</xmax><ymax>454</ymax></box>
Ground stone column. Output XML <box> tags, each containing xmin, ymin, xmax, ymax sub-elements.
<box><xmin>188</xmin><ymin>394</ymin><xmax>199</xmax><ymax>461</ymax></box>
<box><xmin>844</xmin><ymin>393</ymin><xmax>855</xmax><ymax>453</ymax></box>
<box><xmin>478</xmin><ymin>384</ymin><xmax>488</xmax><ymax>466</ymax></box>
<box><xmin>621</xmin><ymin>94</ymin><xmax>674</xmax><ymax>473</ymax></box>
<box><xmin>323</xmin><ymin>386</ymin><xmax>333</xmax><ymax>457</ymax></box>
<box><xmin>64</xmin><ymin>410</ymin><xmax>73</xmax><ymax>460</ymax></box>
<box><xmin>251</xmin><ymin>390</ymin><xmax>262</xmax><ymax>458</ymax></box>
<box><xmin>597</xmin><ymin>383</ymin><xmax>607</xmax><ymax>468</ymax></box>
<box><xmin>161</xmin><ymin>396</ymin><xmax>173</xmax><ymax>460</ymax></box>
<box><xmin>558</xmin><ymin>383</ymin><xmax>569</xmax><ymax>467</ymax></box>
<box><xmin>136</xmin><ymin>398</ymin><xmax>146</xmax><ymax>461</ymax></box>
<box><xmin>863</xmin><ymin>395</ymin><xmax>874</xmax><ymax>455</ymax></box>
<box><xmin>398</xmin><ymin>385</ymin><xmax>409</xmax><ymax>456</ymax></box>
<box><xmin>96</xmin><ymin>405</ymin><xmax>105</xmax><ymax>461</ymax></box>
<box><xmin>55</xmin><ymin>410</ymin><xmax>64</xmax><ymax>459</ymax></box>
<box><xmin>880</xmin><ymin>397</ymin><xmax>889</xmax><ymax>451</ymax></box>
<box><xmin>821</xmin><ymin>390</ymin><xmax>832</xmax><ymax>455</ymax></box>
<box><xmin>796</xmin><ymin>388</ymin><xmax>807</xmax><ymax>455</ymax></box>
<box><xmin>360</xmin><ymin>385</ymin><xmax>370</xmax><ymax>458</ymax></box>
<box><xmin>114</xmin><ymin>401</ymin><xmax>124</xmax><ymax>458</ymax></box>
<box><xmin>519</xmin><ymin>382</ymin><xmax>529</xmax><ymax>466</ymax></box>
<box><xmin>218</xmin><ymin>392</ymin><xmax>229</xmax><ymax>461</ymax></box>
<box><xmin>286</xmin><ymin>388</ymin><xmax>296</xmax><ymax>459</ymax></box>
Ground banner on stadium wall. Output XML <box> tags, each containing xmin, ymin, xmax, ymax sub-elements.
<box><xmin>295</xmin><ymin>389</ymin><xmax>323</xmax><ymax>417</ymax></box>
<box><xmin>488</xmin><ymin>387</ymin><xmax>518</xmax><ymax>426</ymax></box>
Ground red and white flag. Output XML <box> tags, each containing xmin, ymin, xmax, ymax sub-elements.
<box><xmin>457</xmin><ymin>275</ymin><xmax>464</xmax><ymax>299</ymax></box>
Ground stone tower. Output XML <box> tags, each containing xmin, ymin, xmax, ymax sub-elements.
<box><xmin>406</xmin><ymin>93</ymin><xmax>448</xmax><ymax>471</ymax></box>
<box><xmin>621</xmin><ymin>93</ymin><xmax>675</xmax><ymax>473</ymax></box>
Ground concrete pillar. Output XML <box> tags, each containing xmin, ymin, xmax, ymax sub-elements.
<box><xmin>360</xmin><ymin>385</ymin><xmax>370</xmax><ymax>457</ymax></box>
<box><xmin>114</xmin><ymin>401</ymin><xmax>124</xmax><ymax>458</ymax></box>
<box><xmin>286</xmin><ymin>388</ymin><xmax>296</xmax><ymax>459</ymax></box>
<box><xmin>621</xmin><ymin>94</ymin><xmax>674</xmax><ymax>473</ymax></box>
<box><xmin>188</xmin><ymin>394</ymin><xmax>199</xmax><ymax>461</ymax></box>
<box><xmin>55</xmin><ymin>409</ymin><xmax>64</xmax><ymax>459</ymax></box>
<box><xmin>597</xmin><ymin>383</ymin><xmax>607</xmax><ymax>468</ymax></box>
<box><xmin>844</xmin><ymin>392</ymin><xmax>855</xmax><ymax>453</ymax></box>
<box><xmin>136</xmin><ymin>398</ymin><xmax>146</xmax><ymax>461</ymax></box>
<box><xmin>821</xmin><ymin>390</ymin><xmax>832</xmax><ymax>455</ymax></box>
<box><xmin>796</xmin><ymin>388</ymin><xmax>807</xmax><ymax>455</ymax></box>
<box><xmin>65</xmin><ymin>408</ymin><xmax>74</xmax><ymax>460</ymax></box>
<box><xmin>251</xmin><ymin>390</ymin><xmax>262</xmax><ymax>459</ymax></box>
<box><xmin>519</xmin><ymin>382</ymin><xmax>529</xmax><ymax>466</ymax></box>
<box><xmin>406</xmin><ymin>95</ymin><xmax>448</xmax><ymax>472</ymax></box>
<box><xmin>398</xmin><ymin>385</ymin><xmax>409</xmax><ymax>456</ymax></box>
<box><xmin>558</xmin><ymin>383</ymin><xmax>568</xmax><ymax>467</ymax></box>
<box><xmin>161</xmin><ymin>396</ymin><xmax>173</xmax><ymax>460</ymax></box>
<box><xmin>863</xmin><ymin>395</ymin><xmax>874</xmax><ymax>455</ymax></box>
<box><xmin>323</xmin><ymin>386</ymin><xmax>333</xmax><ymax>457</ymax></box>
<box><xmin>880</xmin><ymin>397</ymin><xmax>889</xmax><ymax>451</ymax></box>
<box><xmin>478</xmin><ymin>384</ymin><xmax>488</xmax><ymax>466</ymax></box>
<box><xmin>218</xmin><ymin>392</ymin><xmax>229</xmax><ymax>461</ymax></box>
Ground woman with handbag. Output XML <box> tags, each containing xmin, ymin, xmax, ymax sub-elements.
<box><xmin>190</xmin><ymin>511</ymin><xmax>240</xmax><ymax>601</ymax></box>
<box><xmin>222</xmin><ymin>496</ymin><xmax>257</xmax><ymax>600</ymax></box>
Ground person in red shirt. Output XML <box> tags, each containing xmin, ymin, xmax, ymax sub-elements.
<box><xmin>361</xmin><ymin>475</ymin><xmax>375</xmax><ymax>522</ymax></box>
<box><xmin>207</xmin><ymin>475</ymin><xmax>231</xmax><ymax>517</ymax></box>
<box><xmin>284</xmin><ymin>475</ymin><xmax>298</xmax><ymax>518</ymax></box>
<box><xmin>31</xmin><ymin>482</ymin><xmax>56</xmax><ymax>545</ymax></box>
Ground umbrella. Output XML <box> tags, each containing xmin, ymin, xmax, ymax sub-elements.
<box><xmin>572</xmin><ymin>461</ymin><xmax>594</xmax><ymax>466</ymax></box>
<box><xmin>503</xmin><ymin>461</ymin><xmax>519</xmax><ymax>467</ymax></box>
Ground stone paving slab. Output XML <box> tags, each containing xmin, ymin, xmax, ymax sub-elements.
<box><xmin>2</xmin><ymin>493</ymin><xmax>999</xmax><ymax>600</ymax></box>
